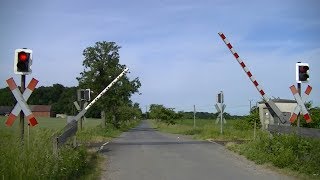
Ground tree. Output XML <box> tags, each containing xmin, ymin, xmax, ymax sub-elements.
<box><xmin>77</xmin><ymin>41</ymin><xmax>141</xmax><ymax>127</ymax></box>
<box><xmin>149</xmin><ymin>104</ymin><xmax>178</xmax><ymax>125</ymax></box>
<box><xmin>0</xmin><ymin>87</ymin><xmax>15</xmax><ymax>106</ymax></box>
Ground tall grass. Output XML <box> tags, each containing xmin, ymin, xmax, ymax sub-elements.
<box><xmin>0</xmin><ymin>128</ymin><xmax>90</xmax><ymax>179</ymax></box>
<box><xmin>0</xmin><ymin>116</ymin><xmax>141</xmax><ymax>179</ymax></box>
<box><xmin>229</xmin><ymin>132</ymin><xmax>320</xmax><ymax>178</ymax></box>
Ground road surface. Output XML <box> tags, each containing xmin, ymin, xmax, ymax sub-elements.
<box><xmin>100</xmin><ymin>120</ymin><xmax>291</xmax><ymax>180</ymax></box>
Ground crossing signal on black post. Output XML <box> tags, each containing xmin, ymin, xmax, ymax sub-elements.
<box><xmin>296</xmin><ymin>62</ymin><xmax>309</xmax><ymax>83</ymax></box>
<box><xmin>14</xmin><ymin>49</ymin><xmax>32</xmax><ymax>75</ymax></box>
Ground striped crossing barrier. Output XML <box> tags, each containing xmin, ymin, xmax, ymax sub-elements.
<box><xmin>6</xmin><ymin>78</ymin><xmax>38</xmax><ymax>126</ymax></box>
<box><xmin>218</xmin><ymin>32</ymin><xmax>288</xmax><ymax>123</ymax></box>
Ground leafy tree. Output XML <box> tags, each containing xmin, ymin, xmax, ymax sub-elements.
<box><xmin>0</xmin><ymin>87</ymin><xmax>15</xmax><ymax>106</ymax></box>
<box><xmin>77</xmin><ymin>41</ymin><xmax>141</xmax><ymax>127</ymax></box>
<box><xmin>149</xmin><ymin>104</ymin><xmax>178</xmax><ymax>125</ymax></box>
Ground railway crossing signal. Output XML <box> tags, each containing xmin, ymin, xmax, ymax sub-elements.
<box><xmin>14</xmin><ymin>49</ymin><xmax>32</xmax><ymax>75</ymax></box>
<box><xmin>54</xmin><ymin>68</ymin><xmax>129</xmax><ymax>151</ymax></box>
<box><xmin>296</xmin><ymin>62</ymin><xmax>310</xmax><ymax>83</ymax></box>
<box><xmin>215</xmin><ymin>91</ymin><xmax>226</xmax><ymax>134</ymax></box>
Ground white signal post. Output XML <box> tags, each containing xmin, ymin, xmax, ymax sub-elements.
<box><xmin>12</xmin><ymin>48</ymin><xmax>33</xmax><ymax>141</ymax></box>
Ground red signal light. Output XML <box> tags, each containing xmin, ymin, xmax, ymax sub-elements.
<box><xmin>18</xmin><ymin>52</ymin><xmax>28</xmax><ymax>61</ymax></box>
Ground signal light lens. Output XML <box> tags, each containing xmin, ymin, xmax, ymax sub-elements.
<box><xmin>299</xmin><ymin>66</ymin><xmax>309</xmax><ymax>73</ymax></box>
<box><xmin>14</xmin><ymin>48</ymin><xmax>32</xmax><ymax>75</ymax></box>
<box><xmin>18</xmin><ymin>52</ymin><xmax>28</xmax><ymax>61</ymax></box>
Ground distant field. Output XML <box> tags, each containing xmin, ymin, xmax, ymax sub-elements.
<box><xmin>0</xmin><ymin>116</ymin><xmax>101</xmax><ymax>131</ymax></box>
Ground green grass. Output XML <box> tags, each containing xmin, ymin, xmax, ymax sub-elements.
<box><xmin>151</xmin><ymin>119</ymin><xmax>256</xmax><ymax>141</ymax></box>
<box><xmin>0</xmin><ymin>115</ymin><xmax>141</xmax><ymax>179</ymax></box>
<box><xmin>0</xmin><ymin>116</ymin><xmax>101</xmax><ymax>130</ymax></box>
<box><xmin>228</xmin><ymin>132</ymin><xmax>320</xmax><ymax>179</ymax></box>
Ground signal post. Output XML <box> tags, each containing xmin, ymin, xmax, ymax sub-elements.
<box><xmin>295</xmin><ymin>62</ymin><xmax>310</xmax><ymax>128</ymax></box>
<box><xmin>14</xmin><ymin>48</ymin><xmax>33</xmax><ymax>141</ymax></box>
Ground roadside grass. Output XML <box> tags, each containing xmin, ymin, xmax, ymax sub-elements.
<box><xmin>151</xmin><ymin>119</ymin><xmax>256</xmax><ymax>141</ymax></box>
<box><xmin>152</xmin><ymin>118</ymin><xmax>320</xmax><ymax>179</ymax></box>
<box><xmin>0</xmin><ymin>116</ymin><xmax>140</xmax><ymax>179</ymax></box>
<box><xmin>228</xmin><ymin>131</ymin><xmax>320</xmax><ymax>179</ymax></box>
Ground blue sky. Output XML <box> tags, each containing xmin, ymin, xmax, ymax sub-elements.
<box><xmin>1</xmin><ymin>0</ymin><xmax>319</xmax><ymax>115</ymax></box>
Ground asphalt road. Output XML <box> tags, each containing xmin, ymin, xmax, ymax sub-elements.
<box><xmin>100</xmin><ymin>120</ymin><xmax>292</xmax><ymax>180</ymax></box>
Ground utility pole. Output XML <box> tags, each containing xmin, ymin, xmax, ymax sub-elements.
<box><xmin>145</xmin><ymin>105</ymin><xmax>148</xmax><ymax>120</ymax></box>
<box><xmin>193</xmin><ymin>105</ymin><xmax>196</xmax><ymax>128</ymax></box>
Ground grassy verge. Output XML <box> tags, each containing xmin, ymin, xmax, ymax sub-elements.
<box><xmin>228</xmin><ymin>132</ymin><xmax>320</xmax><ymax>179</ymax></box>
<box><xmin>151</xmin><ymin>119</ymin><xmax>256</xmax><ymax>141</ymax></box>
<box><xmin>152</xmin><ymin>119</ymin><xmax>320</xmax><ymax>179</ymax></box>
<box><xmin>0</xmin><ymin>116</ymin><xmax>140</xmax><ymax>179</ymax></box>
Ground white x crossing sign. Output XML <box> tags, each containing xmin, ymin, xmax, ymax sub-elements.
<box><xmin>6</xmin><ymin>78</ymin><xmax>38</xmax><ymax>126</ymax></box>
<box><xmin>215</xmin><ymin>104</ymin><xmax>226</xmax><ymax>124</ymax></box>
<box><xmin>289</xmin><ymin>85</ymin><xmax>312</xmax><ymax>123</ymax></box>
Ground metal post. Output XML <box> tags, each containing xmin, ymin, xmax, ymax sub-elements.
<box><xmin>80</xmin><ymin>100</ymin><xmax>83</xmax><ymax>130</ymax></box>
<box><xmin>254</xmin><ymin>102</ymin><xmax>258</xmax><ymax>140</ymax></box>
<box><xmin>193</xmin><ymin>105</ymin><xmax>196</xmax><ymax>128</ymax></box>
<box><xmin>249</xmin><ymin>99</ymin><xmax>252</xmax><ymax>114</ymax></box>
<box><xmin>20</xmin><ymin>75</ymin><xmax>26</xmax><ymax>142</ymax></box>
<box><xmin>297</xmin><ymin>83</ymin><xmax>301</xmax><ymax>128</ymax></box>
<box><xmin>27</xmin><ymin>123</ymin><xmax>30</xmax><ymax>149</ymax></box>
<box><xmin>220</xmin><ymin>103</ymin><xmax>223</xmax><ymax>134</ymax></box>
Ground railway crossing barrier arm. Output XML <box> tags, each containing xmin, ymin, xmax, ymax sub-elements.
<box><xmin>218</xmin><ymin>32</ymin><xmax>288</xmax><ymax>124</ymax></box>
<box><xmin>53</xmin><ymin>68</ymin><xmax>129</xmax><ymax>154</ymax></box>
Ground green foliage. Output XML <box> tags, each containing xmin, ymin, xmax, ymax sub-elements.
<box><xmin>300</xmin><ymin>107</ymin><xmax>320</xmax><ymax>129</ymax></box>
<box><xmin>232</xmin><ymin>112</ymin><xmax>261</xmax><ymax>131</ymax></box>
<box><xmin>77</xmin><ymin>41</ymin><xmax>141</xmax><ymax>127</ymax></box>
<box><xmin>235</xmin><ymin>132</ymin><xmax>320</xmax><ymax>177</ymax></box>
<box><xmin>233</xmin><ymin>119</ymin><xmax>252</xmax><ymax>131</ymax></box>
<box><xmin>244</xmin><ymin>111</ymin><xmax>261</xmax><ymax>128</ymax></box>
<box><xmin>149</xmin><ymin>104</ymin><xmax>178</xmax><ymax>125</ymax></box>
<box><xmin>0</xmin><ymin>87</ymin><xmax>15</xmax><ymax>106</ymax></box>
<box><xmin>178</xmin><ymin>111</ymin><xmax>233</xmax><ymax>119</ymax></box>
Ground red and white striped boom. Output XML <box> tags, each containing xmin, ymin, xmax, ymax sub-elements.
<box><xmin>218</xmin><ymin>32</ymin><xmax>288</xmax><ymax>123</ymax></box>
